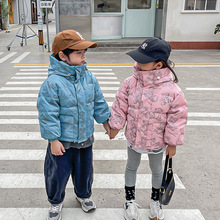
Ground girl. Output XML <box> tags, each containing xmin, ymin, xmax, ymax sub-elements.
<box><xmin>109</xmin><ymin>38</ymin><xmax>188</xmax><ymax>220</ymax></box>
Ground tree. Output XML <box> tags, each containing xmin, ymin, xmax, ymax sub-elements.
<box><xmin>214</xmin><ymin>24</ymin><xmax>220</xmax><ymax>34</ymax></box>
<box><xmin>1</xmin><ymin>0</ymin><xmax>10</xmax><ymax>30</ymax></box>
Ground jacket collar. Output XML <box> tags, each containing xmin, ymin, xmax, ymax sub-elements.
<box><xmin>48</xmin><ymin>54</ymin><xmax>87</xmax><ymax>81</ymax></box>
<box><xmin>133</xmin><ymin>62</ymin><xmax>173</xmax><ymax>87</ymax></box>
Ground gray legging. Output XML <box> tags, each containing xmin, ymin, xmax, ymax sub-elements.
<box><xmin>125</xmin><ymin>147</ymin><xmax>163</xmax><ymax>189</ymax></box>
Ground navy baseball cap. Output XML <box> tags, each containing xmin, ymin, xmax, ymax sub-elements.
<box><xmin>126</xmin><ymin>38</ymin><xmax>171</xmax><ymax>64</ymax></box>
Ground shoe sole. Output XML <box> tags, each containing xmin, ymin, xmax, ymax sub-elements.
<box><xmin>124</xmin><ymin>212</ymin><xmax>139</xmax><ymax>220</ymax></box>
<box><xmin>149</xmin><ymin>218</ymin><xmax>163</xmax><ymax>220</ymax></box>
<box><xmin>47</xmin><ymin>216</ymin><xmax>61</xmax><ymax>220</ymax></box>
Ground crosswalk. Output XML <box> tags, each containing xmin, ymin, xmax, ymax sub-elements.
<box><xmin>0</xmin><ymin>52</ymin><xmax>30</xmax><ymax>64</ymax></box>
<box><xmin>0</xmin><ymin>65</ymin><xmax>206</xmax><ymax>219</ymax></box>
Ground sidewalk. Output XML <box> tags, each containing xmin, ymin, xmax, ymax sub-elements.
<box><xmin>0</xmin><ymin>22</ymin><xmax>147</xmax><ymax>52</ymax></box>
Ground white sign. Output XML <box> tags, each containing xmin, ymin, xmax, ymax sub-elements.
<box><xmin>40</xmin><ymin>1</ymin><xmax>52</xmax><ymax>8</ymax></box>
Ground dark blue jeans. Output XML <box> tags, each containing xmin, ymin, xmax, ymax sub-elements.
<box><xmin>44</xmin><ymin>144</ymin><xmax>93</xmax><ymax>205</ymax></box>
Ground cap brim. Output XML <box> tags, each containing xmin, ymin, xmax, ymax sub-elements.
<box><xmin>69</xmin><ymin>40</ymin><xmax>98</xmax><ymax>50</ymax></box>
<box><xmin>126</xmin><ymin>49</ymin><xmax>156</xmax><ymax>64</ymax></box>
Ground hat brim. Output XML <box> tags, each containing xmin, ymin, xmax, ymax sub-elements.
<box><xmin>126</xmin><ymin>49</ymin><xmax>156</xmax><ymax>64</ymax></box>
<box><xmin>69</xmin><ymin>40</ymin><xmax>98</xmax><ymax>50</ymax></box>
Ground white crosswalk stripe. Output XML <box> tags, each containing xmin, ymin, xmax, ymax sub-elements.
<box><xmin>0</xmin><ymin>173</ymin><xmax>185</xmax><ymax>189</ymax></box>
<box><xmin>0</xmin><ymin>87</ymin><xmax>119</xmax><ymax>91</ymax></box>
<box><xmin>11</xmin><ymin>52</ymin><xmax>31</xmax><ymax>63</ymax></box>
<box><xmin>0</xmin><ymin>208</ymin><xmax>205</xmax><ymax>220</ymax></box>
<box><xmin>0</xmin><ymin>52</ymin><xmax>17</xmax><ymax>63</ymax></box>
<box><xmin>0</xmin><ymin>65</ymin><xmax>206</xmax><ymax>220</ymax></box>
<box><xmin>0</xmin><ymin>149</ymin><xmax>152</xmax><ymax>161</ymax></box>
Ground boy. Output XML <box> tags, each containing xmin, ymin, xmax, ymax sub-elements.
<box><xmin>37</xmin><ymin>30</ymin><xmax>111</xmax><ymax>220</ymax></box>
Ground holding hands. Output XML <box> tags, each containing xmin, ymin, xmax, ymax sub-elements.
<box><xmin>103</xmin><ymin>122</ymin><xmax>119</xmax><ymax>139</ymax></box>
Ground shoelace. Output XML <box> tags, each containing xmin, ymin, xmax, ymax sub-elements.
<box><xmin>151</xmin><ymin>200</ymin><xmax>162</xmax><ymax>219</ymax></box>
<box><xmin>127</xmin><ymin>201</ymin><xmax>141</xmax><ymax>212</ymax></box>
<box><xmin>50</xmin><ymin>204</ymin><xmax>61</xmax><ymax>213</ymax></box>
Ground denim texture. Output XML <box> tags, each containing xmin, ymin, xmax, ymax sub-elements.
<box><xmin>44</xmin><ymin>143</ymin><xmax>93</xmax><ymax>205</ymax></box>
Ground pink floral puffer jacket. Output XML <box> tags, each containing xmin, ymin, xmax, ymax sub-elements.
<box><xmin>109</xmin><ymin>63</ymin><xmax>188</xmax><ymax>152</ymax></box>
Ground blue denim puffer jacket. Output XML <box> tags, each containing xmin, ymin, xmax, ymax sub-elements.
<box><xmin>37</xmin><ymin>54</ymin><xmax>110</xmax><ymax>143</ymax></box>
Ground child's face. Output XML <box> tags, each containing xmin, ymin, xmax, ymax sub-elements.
<box><xmin>60</xmin><ymin>49</ymin><xmax>87</xmax><ymax>66</ymax></box>
<box><xmin>137</xmin><ymin>61</ymin><xmax>163</xmax><ymax>71</ymax></box>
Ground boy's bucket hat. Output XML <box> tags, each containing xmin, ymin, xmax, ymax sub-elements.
<box><xmin>126</xmin><ymin>37</ymin><xmax>171</xmax><ymax>64</ymax></box>
<box><xmin>52</xmin><ymin>30</ymin><xmax>98</xmax><ymax>56</ymax></box>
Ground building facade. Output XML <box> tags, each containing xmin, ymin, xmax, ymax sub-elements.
<box><xmin>57</xmin><ymin>0</ymin><xmax>220</xmax><ymax>48</ymax></box>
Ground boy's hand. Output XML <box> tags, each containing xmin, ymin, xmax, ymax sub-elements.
<box><xmin>50</xmin><ymin>140</ymin><xmax>65</xmax><ymax>156</ymax></box>
<box><xmin>110</xmin><ymin>129</ymin><xmax>119</xmax><ymax>139</ymax></box>
<box><xmin>166</xmin><ymin>145</ymin><xmax>176</xmax><ymax>159</ymax></box>
<box><xmin>103</xmin><ymin>122</ymin><xmax>111</xmax><ymax>137</ymax></box>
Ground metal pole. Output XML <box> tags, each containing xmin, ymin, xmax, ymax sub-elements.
<box><xmin>22</xmin><ymin>0</ymin><xmax>27</xmax><ymax>45</ymax></box>
<box><xmin>37</xmin><ymin>0</ymin><xmax>44</xmax><ymax>52</ymax></box>
<box><xmin>46</xmin><ymin>8</ymin><xmax>50</xmax><ymax>52</ymax></box>
<box><xmin>55</xmin><ymin>0</ymin><xmax>60</xmax><ymax>34</ymax></box>
<box><xmin>161</xmin><ymin>0</ymin><xmax>168</xmax><ymax>40</ymax></box>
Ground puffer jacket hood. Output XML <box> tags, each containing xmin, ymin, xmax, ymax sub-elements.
<box><xmin>48</xmin><ymin>54</ymin><xmax>87</xmax><ymax>79</ymax></box>
<box><xmin>109</xmin><ymin>63</ymin><xmax>188</xmax><ymax>152</ymax></box>
<box><xmin>37</xmin><ymin>55</ymin><xmax>110</xmax><ymax>143</ymax></box>
<box><xmin>133</xmin><ymin>62</ymin><xmax>173</xmax><ymax>87</ymax></box>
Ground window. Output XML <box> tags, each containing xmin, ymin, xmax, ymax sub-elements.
<box><xmin>128</xmin><ymin>0</ymin><xmax>151</xmax><ymax>9</ymax></box>
<box><xmin>184</xmin><ymin>0</ymin><xmax>217</xmax><ymax>10</ymax></box>
<box><xmin>94</xmin><ymin>0</ymin><xmax>121</xmax><ymax>13</ymax></box>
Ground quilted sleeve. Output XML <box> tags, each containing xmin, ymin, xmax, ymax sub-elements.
<box><xmin>109</xmin><ymin>79</ymin><xmax>129</xmax><ymax>130</ymax></box>
<box><xmin>164</xmin><ymin>91</ymin><xmax>188</xmax><ymax>146</ymax></box>
<box><xmin>37</xmin><ymin>80</ymin><xmax>61</xmax><ymax>142</ymax></box>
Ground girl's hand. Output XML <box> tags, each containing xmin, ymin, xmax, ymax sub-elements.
<box><xmin>103</xmin><ymin>122</ymin><xmax>111</xmax><ymax>137</ymax></box>
<box><xmin>110</xmin><ymin>129</ymin><xmax>119</xmax><ymax>139</ymax></box>
<box><xmin>50</xmin><ymin>140</ymin><xmax>66</xmax><ymax>156</ymax></box>
<box><xmin>166</xmin><ymin>145</ymin><xmax>176</xmax><ymax>159</ymax></box>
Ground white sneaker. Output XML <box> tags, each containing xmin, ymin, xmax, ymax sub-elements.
<box><xmin>76</xmin><ymin>197</ymin><xmax>96</xmax><ymax>212</ymax></box>
<box><xmin>47</xmin><ymin>203</ymin><xmax>63</xmax><ymax>220</ymax></box>
<box><xmin>149</xmin><ymin>199</ymin><xmax>164</xmax><ymax>220</ymax></box>
<box><xmin>124</xmin><ymin>200</ymin><xmax>140</xmax><ymax>220</ymax></box>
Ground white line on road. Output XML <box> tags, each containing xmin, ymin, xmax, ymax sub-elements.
<box><xmin>0</xmin><ymin>111</ymin><xmax>38</xmax><ymax>115</ymax></box>
<box><xmin>0</xmin><ymin>52</ymin><xmax>4</xmax><ymax>56</ymax></box>
<box><xmin>19</xmin><ymin>69</ymin><xmax>48</xmax><ymax>71</ymax></box>
<box><xmin>0</xmin><ymin>208</ymin><xmax>205</xmax><ymax>220</ymax></box>
<box><xmin>0</xmin><ymin>119</ymin><xmax>219</xmax><ymax>126</ymax></box>
<box><xmin>175</xmin><ymin>65</ymin><xmax>220</xmax><ymax>67</ymax></box>
<box><xmin>11</xmin><ymin>76</ymin><xmax>118</xmax><ymax>80</ymax></box>
<box><xmin>187</xmin><ymin>120</ymin><xmax>220</xmax><ymax>126</ymax></box>
<box><xmin>15</xmin><ymin>72</ymin><xmax>115</xmax><ymax>75</ymax></box>
<box><xmin>0</xmin><ymin>173</ymin><xmax>185</xmax><ymax>189</ymax></box>
<box><xmin>89</xmin><ymin>69</ymin><xmax>113</xmax><ymax>71</ymax></box>
<box><xmin>6</xmin><ymin>81</ymin><xmax>120</xmax><ymax>85</ymax></box>
<box><xmin>0</xmin><ymin>52</ymin><xmax>17</xmax><ymax>63</ymax></box>
<box><xmin>0</xmin><ymin>132</ymin><xmax>125</xmax><ymax>140</ymax></box>
<box><xmin>0</xmin><ymin>149</ymin><xmax>150</xmax><ymax>161</ymax></box>
<box><xmin>186</xmin><ymin>88</ymin><xmax>220</xmax><ymax>91</ymax></box>
<box><xmin>0</xmin><ymin>102</ymin><xmax>36</xmax><ymax>106</ymax></box>
<box><xmin>0</xmin><ymin>102</ymin><xmax>112</xmax><ymax>107</ymax></box>
<box><xmin>6</xmin><ymin>81</ymin><xmax>43</xmax><ymax>85</ymax></box>
<box><xmin>188</xmin><ymin>112</ymin><xmax>220</xmax><ymax>117</ymax></box>
<box><xmin>0</xmin><ymin>93</ymin><xmax>115</xmax><ymax>98</ymax></box>
<box><xmin>16</xmin><ymin>72</ymin><xmax>47</xmax><ymax>75</ymax></box>
<box><xmin>11</xmin><ymin>76</ymin><xmax>46</xmax><ymax>79</ymax></box>
<box><xmin>11</xmin><ymin>52</ymin><xmax>30</xmax><ymax>63</ymax></box>
<box><xmin>0</xmin><ymin>111</ymin><xmax>218</xmax><ymax>117</ymax></box>
<box><xmin>0</xmin><ymin>87</ymin><xmax>119</xmax><ymax>91</ymax></box>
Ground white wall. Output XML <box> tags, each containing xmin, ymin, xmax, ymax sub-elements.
<box><xmin>165</xmin><ymin>0</ymin><xmax>220</xmax><ymax>42</ymax></box>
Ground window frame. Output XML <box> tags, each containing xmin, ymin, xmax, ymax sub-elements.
<box><xmin>182</xmin><ymin>0</ymin><xmax>220</xmax><ymax>13</ymax></box>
